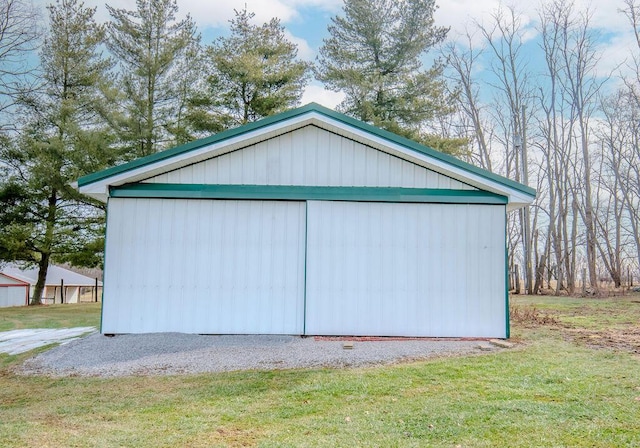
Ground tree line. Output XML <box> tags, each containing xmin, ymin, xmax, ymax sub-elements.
<box><xmin>1</xmin><ymin>0</ymin><xmax>454</xmax><ymax>303</ymax></box>
<box><xmin>0</xmin><ymin>0</ymin><xmax>638</xmax><ymax>301</ymax></box>
<box><xmin>444</xmin><ymin>0</ymin><xmax>640</xmax><ymax>295</ymax></box>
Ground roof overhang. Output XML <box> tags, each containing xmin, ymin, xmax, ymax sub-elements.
<box><xmin>78</xmin><ymin>104</ymin><xmax>536</xmax><ymax>211</ymax></box>
<box><xmin>0</xmin><ymin>272</ymin><xmax>30</xmax><ymax>286</ymax></box>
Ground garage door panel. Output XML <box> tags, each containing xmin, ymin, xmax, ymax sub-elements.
<box><xmin>103</xmin><ymin>198</ymin><xmax>305</xmax><ymax>334</ymax></box>
<box><xmin>305</xmin><ymin>201</ymin><xmax>506</xmax><ymax>337</ymax></box>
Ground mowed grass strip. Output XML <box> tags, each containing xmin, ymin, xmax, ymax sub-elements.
<box><xmin>0</xmin><ymin>296</ymin><xmax>639</xmax><ymax>447</ymax></box>
<box><xmin>0</xmin><ymin>303</ymin><xmax>101</xmax><ymax>332</ymax></box>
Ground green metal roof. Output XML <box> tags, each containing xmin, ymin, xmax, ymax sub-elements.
<box><xmin>78</xmin><ymin>103</ymin><xmax>536</xmax><ymax>198</ymax></box>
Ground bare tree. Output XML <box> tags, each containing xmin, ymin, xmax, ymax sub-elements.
<box><xmin>535</xmin><ymin>0</ymin><xmax>584</xmax><ymax>294</ymax></box>
<box><xmin>476</xmin><ymin>6</ymin><xmax>535</xmax><ymax>294</ymax></box>
<box><xmin>559</xmin><ymin>4</ymin><xmax>605</xmax><ymax>292</ymax></box>
<box><xmin>0</xmin><ymin>0</ymin><xmax>40</xmax><ymax>129</ymax></box>
<box><xmin>444</xmin><ymin>30</ymin><xmax>493</xmax><ymax>171</ymax></box>
<box><xmin>594</xmin><ymin>95</ymin><xmax>626</xmax><ymax>287</ymax></box>
<box><xmin>620</xmin><ymin>0</ymin><xmax>640</xmax><ymax>276</ymax></box>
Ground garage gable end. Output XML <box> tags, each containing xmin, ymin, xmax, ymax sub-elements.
<box><xmin>77</xmin><ymin>103</ymin><xmax>535</xmax><ymax>209</ymax></box>
<box><xmin>142</xmin><ymin>125</ymin><xmax>475</xmax><ymax>190</ymax></box>
<box><xmin>0</xmin><ymin>273</ymin><xmax>30</xmax><ymax>286</ymax></box>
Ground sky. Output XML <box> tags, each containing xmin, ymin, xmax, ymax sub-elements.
<box><xmin>34</xmin><ymin>0</ymin><xmax>640</xmax><ymax>108</ymax></box>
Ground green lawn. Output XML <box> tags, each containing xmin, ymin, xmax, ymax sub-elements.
<box><xmin>0</xmin><ymin>302</ymin><xmax>101</xmax><ymax>332</ymax></box>
<box><xmin>1</xmin><ymin>295</ymin><xmax>639</xmax><ymax>447</ymax></box>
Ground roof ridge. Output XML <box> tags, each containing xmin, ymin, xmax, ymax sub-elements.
<box><xmin>77</xmin><ymin>103</ymin><xmax>535</xmax><ymax>198</ymax></box>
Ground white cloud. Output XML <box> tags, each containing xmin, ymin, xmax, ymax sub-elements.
<box><xmin>181</xmin><ymin>0</ymin><xmax>296</xmax><ymax>28</ymax></box>
<box><xmin>37</xmin><ymin>0</ymin><xmax>342</xmax><ymax>28</ymax></box>
<box><xmin>283</xmin><ymin>30</ymin><xmax>315</xmax><ymax>61</ymax></box>
<box><xmin>301</xmin><ymin>83</ymin><xmax>344</xmax><ymax>109</ymax></box>
<box><xmin>595</xmin><ymin>30</ymin><xmax>638</xmax><ymax>81</ymax></box>
<box><xmin>437</xmin><ymin>0</ymin><xmax>633</xmax><ymax>48</ymax></box>
<box><xmin>438</xmin><ymin>1</ymin><xmax>541</xmax><ymax>47</ymax></box>
<box><xmin>177</xmin><ymin>0</ymin><xmax>342</xmax><ymax>29</ymax></box>
<box><xmin>574</xmin><ymin>0</ymin><xmax>629</xmax><ymax>31</ymax></box>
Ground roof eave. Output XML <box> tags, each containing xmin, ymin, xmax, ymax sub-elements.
<box><xmin>78</xmin><ymin>103</ymin><xmax>536</xmax><ymax>205</ymax></box>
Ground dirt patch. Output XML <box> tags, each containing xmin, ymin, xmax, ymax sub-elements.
<box><xmin>563</xmin><ymin>327</ymin><xmax>640</xmax><ymax>354</ymax></box>
<box><xmin>511</xmin><ymin>299</ymin><xmax>640</xmax><ymax>354</ymax></box>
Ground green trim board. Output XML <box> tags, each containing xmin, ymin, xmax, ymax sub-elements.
<box><xmin>79</xmin><ymin>103</ymin><xmax>536</xmax><ymax>199</ymax></box>
<box><xmin>109</xmin><ymin>183</ymin><xmax>509</xmax><ymax>204</ymax></box>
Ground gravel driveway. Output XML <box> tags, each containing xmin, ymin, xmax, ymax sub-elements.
<box><xmin>17</xmin><ymin>333</ymin><xmax>499</xmax><ymax>377</ymax></box>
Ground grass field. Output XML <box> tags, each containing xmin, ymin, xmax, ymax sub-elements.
<box><xmin>1</xmin><ymin>296</ymin><xmax>639</xmax><ymax>447</ymax></box>
<box><xmin>0</xmin><ymin>302</ymin><xmax>101</xmax><ymax>332</ymax></box>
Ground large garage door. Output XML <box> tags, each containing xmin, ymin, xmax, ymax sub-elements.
<box><xmin>103</xmin><ymin>198</ymin><xmax>306</xmax><ymax>334</ymax></box>
<box><xmin>0</xmin><ymin>286</ymin><xmax>28</xmax><ymax>308</ymax></box>
<box><xmin>305</xmin><ymin>201</ymin><xmax>507</xmax><ymax>337</ymax></box>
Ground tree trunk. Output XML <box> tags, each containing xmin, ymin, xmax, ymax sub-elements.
<box><xmin>30</xmin><ymin>254</ymin><xmax>49</xmax><ymax>305</ymax></box>
<box><xmin>31</xmin><ymin>189</ymin><xmax>57</xmax><ymax>305</ymax></box>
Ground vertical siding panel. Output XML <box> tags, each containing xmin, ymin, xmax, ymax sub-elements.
<box><xmin>149</xmin><ymin>173</ymin><xmax>167</xmax><ymax>183</ymax></box>
<box><xmin>387</xmin><ymin>156</ymin><xmax>405</xmax><ymax>187</ymax></box>
<box><xmin>308</xmin><ymin>127</ymin><xmax>320</xmax><ymax>185</ymax></box>
<box><xmin>102</xmin><ymin>199</ymin><xmax>305</xmax><ymax>334</ymax></box>
<box><xmin>181</xmin><ymin>165</ymin><xmax>194</xmax><ymax>184</ymax></box>
<box><xmin>340</xmin><ymin>138</ymin><xmax>355</xmax><ymax>186</ymax></box>
<box><xmin>306</xmin><ymin>201</ymin><xmax>505</xmax><ymax>337</ymax></box>
<box><xmin>414</xmin><ymin>165</ymin><xmax>428</xmax><ymax>188</ymax></box>
<box><xmin>255</xmin><ymin>141</ymin><xmax>269</xmax><ymax>184</ymax></box>
<box><xmin>327</xmin><ymin>132</ymin><xmax>341</xmax><ymax>185</ymax></box>
<box><xmin>466</xmin><ymin>205</ymin><xmax>479</xmax><ymax>334</ymax></box>
<box><xmin>377</xmin><ymin>152</ymin><xmax>390</xmax><ymax>186</ymax></box>
<box><xmin>436</xmin><ymin>174</ymin><xmax>450</xmax><ymax>190</ymax></box>
<box><xmin>207</xmin><ymin>158</ymin><xmax>219</xmax><ymax>184</ymax></box>
<box><xmin>314</xmin><ymin>129</ymin><xmax>328</xmax><ymax>184</ymax></box>
<box><xmin>352</xmin><ymin>142</ymin><xmax>367</xmax><ymax>186</ymax></box>
<box><xmin>364</xmin><ymin>145</ymin><xmax>378</xmax><ymax>186</ymax></box>
<box><xmin>272</xmin><ymin>133</ymin><xmax>289</xmax><ymax>185</ymax></box>
<box><xmin>217</xmin><ymin>152</ymin><xmax>230</xmax><ymax>183</ymax></box>
<box><xmin>191</xmin><ymin>161</ymin><xmax>205</xmax><ymax>183</ymax></box>
<box><xmin>172</xmin><ymin>199</ymin><xmax>186</xmax><ymax>331</ymax></box>
<box><xmin>238</xmin><ymin>145</ymin><xmax>250</xmax><ymax>184</ymax></box>
<box><xmin>141</xmin><ymin>127</ymin><xmax>478</xmax><ymax>190</ymax></box>
<box><xmin>102</xmin><ymin>199</ymin><xmax>120</xmax><ymax>333</ymax></box>
<box><xmin>139</xmin><ymin>199</ymin><xmax>154</xmax><ymax>332</ymax></box>
<box><xmin>493</xmin><ymin>206</ymin><xmax>507</xmax><ymax>336</ymax></box>
<box><xmin>424</xmin><ymin>170</ymin><xmax>437</xmax><ymax>188</ymax></box>
<box><xmin>290</xmin><ymin>127</ymin><xmax>304</xmax><ymax>185</ymax></box>
<box><xmin>403</xmin><ymin>163</ymin><xmax>416</xmax><ymax>188</ymax></box>
<box><xmin>429</xmin><ymin>204</ymin><xmax>444</xmax><ymax>334</ymax></box>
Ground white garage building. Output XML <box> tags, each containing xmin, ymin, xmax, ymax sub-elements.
<box><xmin>0</xmin><ymin>264</ymin><xmax>102</xmax><ymax>305</ymax></box>
<box><xmin>0</xmin><ymin>272</ymin><xmax>30</xmax><ymax>308</ymax></box>
<box><xmin>78</xmin><ymin>103</ymin><xmax>535</xmax><ymax>338</ymax></box>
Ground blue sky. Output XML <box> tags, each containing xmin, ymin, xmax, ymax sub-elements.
<box><xmin>34</xmin><ymin>0</ymin><xmax>640</xmax><ymax>108</ymax></box>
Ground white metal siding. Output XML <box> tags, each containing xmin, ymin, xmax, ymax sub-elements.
<box><xmin>305</xmin><ymin>201</ymin><xmax>506</xmax><ymax>337</ymax></box>
<box><xmin>103</xmin><ymin>198</ymin><xmax>306</xmax><ymax>334</ymax></box>
<box><xmin>0</xmin><ymin>274</ymin><xmax>26</xmax><ymax>285</ymax></box>
<box><xmin>143</xmin><ymin>126</ymin><xmax>475</xmax><ymax>190</ymax></box>
<box><xmin>0</xmin><ymin>286</ymin><xmax>27</xmax><ymax>307</ymax></box>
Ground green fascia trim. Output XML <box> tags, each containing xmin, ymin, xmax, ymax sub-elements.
<box><xmin>79</xmin><ymin>103</ymin><xmax>536</xmax><ymax>199</ymax></box>
<box><xmin>109</xmin><ymin>184</ymin><xmax>509</xmax><ymax>204</ymax></box>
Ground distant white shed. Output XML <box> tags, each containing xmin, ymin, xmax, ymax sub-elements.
<box><xmin>0</xmin><ymin>272</ymin><xmax>29</xmax><ymax>308</ymax></box>
<box><xmin>0</xmin><ymin>264</ymin><xmax>102</xmax><ymax>305</ymax></box>
<box><xmin>78</xmin><ymin>103</ymin><xmax>536</xmax><ymax>337</ymax></box>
